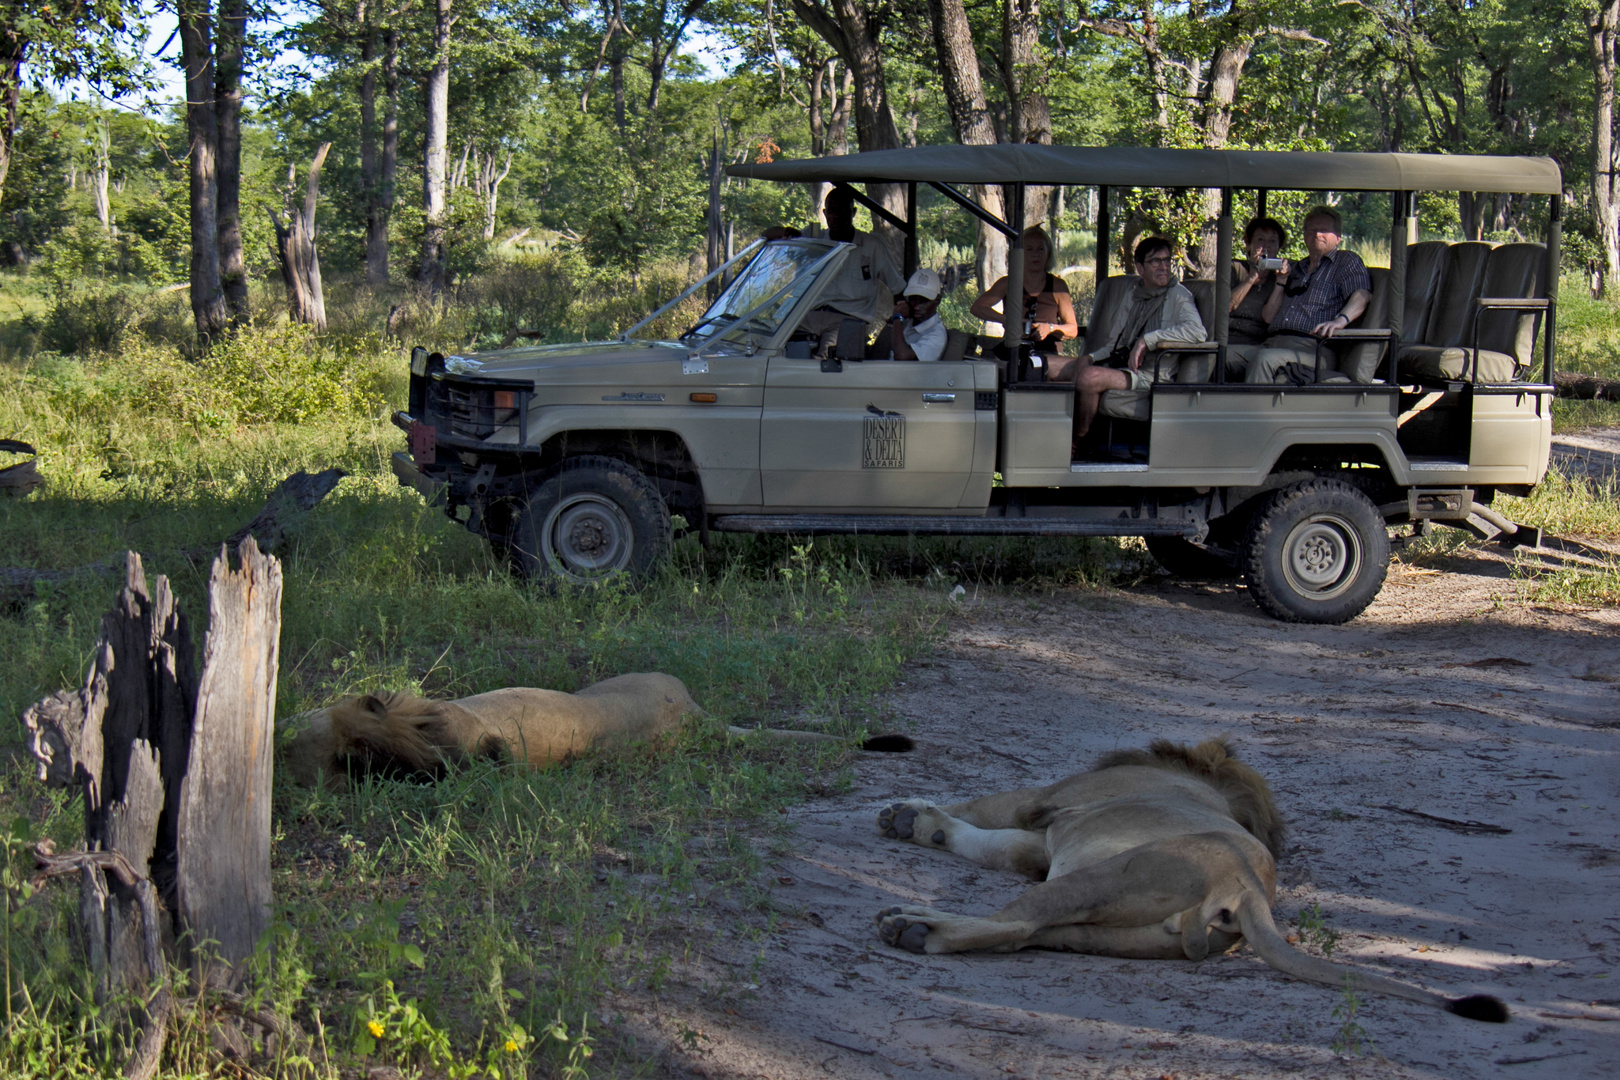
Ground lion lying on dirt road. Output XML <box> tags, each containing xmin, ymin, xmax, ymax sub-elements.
<box><xmin>873</xmin><ymin>737</ymin><xmax>1508</xmax><ymax>1022</ymax></box>
<box><xmin>284</xmin><ymin>672</ymin><xmax>908</xmax><ymax>787</ymax></box>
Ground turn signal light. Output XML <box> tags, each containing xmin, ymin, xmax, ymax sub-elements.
<box><xmin>690</xmin><ymin>392</ymin><xmax>717</xmax><ymax>403</ymax></box>
<box><xmin>493</xmin><ymin>390</ymin><xmax>517</xmax><ymax>409</ymax></box>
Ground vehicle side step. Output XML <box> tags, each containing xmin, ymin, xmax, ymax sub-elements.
<box><xmin>708</xmin><ymin>515</ymin><xmax>1198</xmax><ymax>538</ymax></box>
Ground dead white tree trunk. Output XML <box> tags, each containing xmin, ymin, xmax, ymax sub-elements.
<box><xmin>268</xmin><ymin>143</ymin><xmax>332</xmax><ymax>331</ymax></box>
<box><xmin>21</xmin><ymin>539</ymin><xmax>283</xmax><ymax>1065</ymax></box>
<box><xmin>93</xmin><ymin>120</ymin><xmax>113</xmax><ymax>235</ymax></box>
<box><xmin>475</xmin><ymin>149</ymin><xmax>512</xmax><ymax>240</ymax></box>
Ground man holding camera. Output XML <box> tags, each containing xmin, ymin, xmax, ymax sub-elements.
<box><xmin>1238</xmin><ymin>205</ymin><xmax>1372</xmax><ymax>384</ymax></box>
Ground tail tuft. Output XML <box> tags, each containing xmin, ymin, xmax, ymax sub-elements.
<box><xmin>1446</xmin><ymin>995</ymin><xmax>1509</xmax><ymax>1023</ymax></box>
<box><xmin>860</xmin><ymin>734</ymin><xmax>915</xmax><ymax>753</ymax></box>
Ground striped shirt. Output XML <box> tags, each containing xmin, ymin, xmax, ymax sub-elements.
<box><xmin>1269</xmin><ymin>249</ymin><xmax>1372</xmax><ymax>335</ymax></box>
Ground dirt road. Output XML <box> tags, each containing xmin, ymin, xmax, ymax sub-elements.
<box><xmin>618</xmin><ymin>443</ymin><xmax>1620</xmax><ymax>1080</ymax></box>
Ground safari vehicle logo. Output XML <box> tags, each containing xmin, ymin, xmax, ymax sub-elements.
<box><xmin>863</xmin><ymin>408</ymin><xmax>905</xmax><ymax>469</ymax></box>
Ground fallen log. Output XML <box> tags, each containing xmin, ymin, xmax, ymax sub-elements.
<box><xmin>1554</xmin><ymin>371</ymin><xmax>1620</xmax><ymax>400</ymax></box>
<box><xmin>0</xmin><ymin>439</ymin><xmax>42</xmax><ymax>496</ymax></box>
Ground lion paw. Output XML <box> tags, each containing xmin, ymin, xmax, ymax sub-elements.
<box><xmin>876</xmin><ymin>800</ymin><xmax>951</xmax><ymax>846</ymax></box>
<box><xmin>875</xmin><ymin>906</ymin><xmax>939</xmax><ymax>954</ymax></box>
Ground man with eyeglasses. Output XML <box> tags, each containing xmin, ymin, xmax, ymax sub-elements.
<box><xmin>1240</xmin><ymin>205</ymin><xmax>1372</xmax><ymax>384</ymax></box>
<box><xmin>1063</xmin><ymin>236</ymin><xmax>1205</xmax><ymax>441</ymax></box>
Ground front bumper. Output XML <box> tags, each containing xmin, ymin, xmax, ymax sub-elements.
<box><xmin>391</xmin><ymin>451</ymin><xmax>447</xmax><ymax>503</ymax></box>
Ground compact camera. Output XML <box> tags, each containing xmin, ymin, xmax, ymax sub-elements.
<box><xmin>1256</xmin><ymin>257</ymin><xmax>1287</xmax><ymax>271</ymax></box>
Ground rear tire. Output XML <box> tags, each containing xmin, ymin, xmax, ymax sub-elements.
<box><xmin>1146</xmin><ymin>535</ymin><xmax>1240</xmax><ymax>580</ymax></box>
<box><xmin>510</xmin><ymin>456</ymin><xmax>671</xmax><ymax>586</ymax></box>
<box><xmin>1240</xmin><ymin>478</ymin><xmax>1390</xmax><ymax>624</ymax></box>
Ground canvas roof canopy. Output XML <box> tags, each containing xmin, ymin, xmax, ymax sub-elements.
<box><xmin>726</xmin><ymin>144</ymin><xmax>1562</xmax><ymax>195</ymax></box>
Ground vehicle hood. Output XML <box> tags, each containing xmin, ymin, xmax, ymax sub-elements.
<box><xmin>442</xmin><ymin>340</ymin><xmax>696</xmax><ymax>381</ymax></box>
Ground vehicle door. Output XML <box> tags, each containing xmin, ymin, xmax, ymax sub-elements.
<box><xmin>759</xmin><ymin>352</ymin><xmax>979</xmax><ymax>509</ymax></box>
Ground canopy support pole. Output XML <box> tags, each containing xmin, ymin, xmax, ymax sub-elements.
<box><xmin>904</xmin><ymin>182</ymin><xmax>918</xmax><ymax>277</ymax></box>
<box><xmin>1256</xmin><ymin>189</ymin><xmax>1267</xmax><ymax>219</ymax></box>
<box><xmin>831</xmin><ymin>182</ymin><xmax>910</xmax><ymax>234</ymax></box>
<box><xmin>1004</xmin><ymin>183</ymin><xmax>1026</xmax><ymax>355</ymax></box>
<box><xmin>1388</xmin><ymin>192</ymin><xmax>1411</xmax><ymax>377</ymax></box>
<box><xmin>928</xmin><ymin>181</ymin><xmax>1017</xmax><ymax>238</ymax></box>
<box><xmin>1545</xmin><ymin>194</ymin><xmax>1561</xmax><ymax>383</ymax></box>
<box><xmin>1096</xmin><ymin>186</ymin><xmax>1110</xmax><ymax>281</ymax></box>
<box><xmin>1214</xmin><ymin>190</ymin><xmax>1233</xmax><ymax>382</ymax></box>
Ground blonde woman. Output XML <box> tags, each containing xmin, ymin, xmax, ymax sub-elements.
<box><xmin>970</xmin><ymin>226</ymin><xmax>1080</xmax><ymax>349</ymax></box>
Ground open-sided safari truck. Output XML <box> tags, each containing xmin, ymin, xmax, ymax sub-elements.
<box><xmin>392</xmin><ymin>145</ymin><xmax>1561</xmax><ymax>624</ymax></box>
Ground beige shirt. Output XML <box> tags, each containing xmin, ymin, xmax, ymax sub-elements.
<box><xmin>816</xmin><ymin>230</ymin><xmax>905</xmax><ymax>324</ymax></box>
<box><xmin>1090</xmin><ymin>283</ymin><xmax>1206</xmax><ymax>357</ymax></box>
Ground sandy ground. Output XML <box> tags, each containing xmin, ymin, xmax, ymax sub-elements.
<box><xmin>613</xmin><ymin>436</ymin><xmax>1620</xmax><ymax>1080</ymax></box>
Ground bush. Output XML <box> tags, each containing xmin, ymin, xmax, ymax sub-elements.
<box><xmin>38</xmin><ymin>283</ymin><xmax>137</xmax><ymax>354</ymax></box>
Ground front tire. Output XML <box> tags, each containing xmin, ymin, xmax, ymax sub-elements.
<box><xmin>510</xmin><ymin>456</ymin><xmax>672</xmax><ymax>586</ymax></box>
<box><xmin>1240</xmin><ymin>478</ymin><xmax>1390</xmax><ymax>624</ymax></box>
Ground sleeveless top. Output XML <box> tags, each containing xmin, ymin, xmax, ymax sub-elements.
<box><xmin>1019</xmin><ymin>273</ymin><xmax>1072</xmax><ymax>336</ymax></box>
<box><xmin>1229</xmin><ymin>261</ymin><xmax>1274</xmax><ymax>346</ymax></box>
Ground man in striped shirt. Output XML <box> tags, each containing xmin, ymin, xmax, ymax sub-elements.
<box><xmin>1237</xmin><ymin>206</ymin><xmax>1373</xmax><ymax>384</ymax></box>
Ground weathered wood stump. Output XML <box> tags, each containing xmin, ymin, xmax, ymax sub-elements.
<box><xmin>21</xmin><ymin>539</ymin><xmax>282</xmax><ymax>1074</ymax></box>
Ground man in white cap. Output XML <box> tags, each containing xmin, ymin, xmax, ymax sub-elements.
<box><xmin>884</xmin><ymin>267</ymin><xmax>947</xmax><ymax>362</ymax></box>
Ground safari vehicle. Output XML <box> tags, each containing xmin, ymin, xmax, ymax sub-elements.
<box><xmin>391</xmin><ymin>145</ymin><xmax>1561</xmax><ymax>624</ymax></box>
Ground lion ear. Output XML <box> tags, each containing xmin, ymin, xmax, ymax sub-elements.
<box><xmin>357</xmin><ymin>694</ymin><xmax>389</xmax><ymax>718</ymax></box>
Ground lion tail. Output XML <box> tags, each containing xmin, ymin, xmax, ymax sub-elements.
<box><xmin>327</xmin><ymin>691</ymin><xmax>463</xmax><ymax>776</ymax></box>
<box><xmin>1235</xmin><ymin>894</ymin><xmax>1508</xmax><ymax>1022</ymax></box>
<box><xmin>725</xmin><ymin>726</ymin><xmax>914</xmax><ymax>753</ymax></box>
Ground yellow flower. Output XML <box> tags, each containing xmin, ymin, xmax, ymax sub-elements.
<box><xmin>367</xmin><ymin>1020</ymin><xmax>385</xmax><ymax>1039</ymax></box>
<box><xmin>504</xmin><ymin>1039</ymin><xmax>518</xmax><ymax>1053</ymax></box>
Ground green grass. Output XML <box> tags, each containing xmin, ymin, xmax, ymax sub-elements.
<box><xmin>0</xmin><ymin>282</ymin><xmax>1143</xmax><ymax>1077</ymax></box>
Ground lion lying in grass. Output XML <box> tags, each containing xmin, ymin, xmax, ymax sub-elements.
<box><xmin>284</xmin><ymin>672</ymin><xmax>908</xmax><ymax>787</ymax></box>
<box><xmin>873</xmin><ymin>737</ymin><xmax>1507</xmax><ymax>1022</ymax></box>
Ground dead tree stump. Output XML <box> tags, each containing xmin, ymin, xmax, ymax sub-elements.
<box><xmin>21</xmin><ymin>538</ymin><xmax>282</xmax><ymax>1009</ymax></box>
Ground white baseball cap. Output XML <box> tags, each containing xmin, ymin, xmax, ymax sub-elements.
<box><xmin>901</xmin><ymin>267</ymin><xmax>943</xmax><ymax>301</ymax></box>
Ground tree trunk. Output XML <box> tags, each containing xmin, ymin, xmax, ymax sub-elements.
<box><xmin>93</xmin><ymin>122</ymin><xmax>113</xmax><ymax>234</ymax></box>
<box><xmin>479</xmin><ymin>151</ymin><xmax>511</xmax><ymax>240</ymax></box>
<box><xmin>179</xmin><ymin>0</ymin><xmax>228</xmax><ymax>346</ymax></box>
<box><xmin>705</xmin><ymin>128</ymin><xmax>726</xmax><ymax>297</ymax></box>
<box><xmin>420</xmin><ymin>0</ymin><xmax>452</xmax><ymax>291</ymax></box>
<box><xmin>790</xmin><ymin>0</ymin><xmax>906</xmax><ymax>250</ymax></box>
<box><xmin>451</xmin><ymin>138</ymin><xmax>472</xmax><ymax>191</ymax></box>
<box><xmin>359</xmin><ymin>7</ymin><xmax>387</xmax><ymax>286</ymax></box>
<box><xmin>269</xmin><ymin>144</ymin><xmax>332</xmax><ymax>331</ymax></box>
<box><xmin>21</xmin><ymin>541</ymin><xmax>287</xmax><ymax>1027</ymax></box>
<box><xmin>931</xmin><ymin>0</ymin><xmax>1008</xmax><ymax>291</ymax></box>
<box><xmin>0</xmin><ymin>38</ymin><xmax>21</xmax><ymax>211</ymax></box>
<box><xmin>610</xmin><ymin>0</ymin><xmax>627</xmax><ymax>131</ymax></box>
<box><xmin>215</xmin><ymin>0</ymin><xmax>248</xmax><ymax>324</ymax></box>
<box><xmin>1590</xmin><ymin>0</ymin><xmax>1620</xmax><ymax>297</ymax></box>
<box><xmin>373</xmin><ymin>26</ymin><xmax>399</xmax><ymax>286</ymax></box>
<box><xmin>176</xmin><ymin>540</ymin><xmax>282</xmax><ymax>989</ymax></box>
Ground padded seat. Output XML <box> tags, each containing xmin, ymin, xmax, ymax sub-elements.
<box><xmin>1402</xmin><ymin>241</ymin><xmax>1450</xmax><ymax>344</ymax></box>
<box><xmin>1400</xmin><ymin>242</ymin><xmax>1544</xmax><ymax>383</ymax></box>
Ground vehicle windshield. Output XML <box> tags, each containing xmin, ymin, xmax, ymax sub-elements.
<box><xmin>683</xmin><ymin>241</ymin><xmax>835</xmax><ymax>344</ymax></box>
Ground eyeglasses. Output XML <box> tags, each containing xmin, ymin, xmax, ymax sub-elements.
<box><xmin>1142</xmin><ymin>256</ymin><xmax>1173</xmax><ymax>268</ymax></box>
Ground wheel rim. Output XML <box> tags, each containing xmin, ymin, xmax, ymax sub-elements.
<box><xmin>1281</xmin><ymin>513</ymin><xmax>1362</xmax><ymax>600</ymax></box>
<box><xmin>540</xmin><ymin>494</ymin><xmax>634</xmax><ymax>581</ymax></box>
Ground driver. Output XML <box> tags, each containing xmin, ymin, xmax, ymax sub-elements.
<box><xmin>766</xmin><ymin>186</ymin><xmax>904</xmax><ymax>355</ymax></box>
